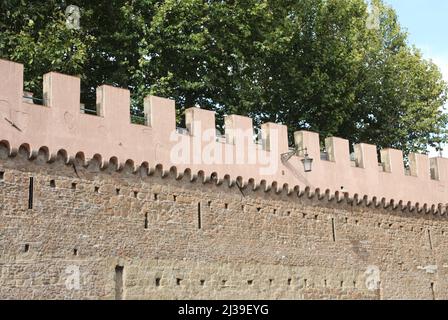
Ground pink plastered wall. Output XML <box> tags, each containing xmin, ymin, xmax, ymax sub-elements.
<box><xmin>0</xmin><ymin>58</ymin><xmax>447</xmax><ymax>208</ymax></box>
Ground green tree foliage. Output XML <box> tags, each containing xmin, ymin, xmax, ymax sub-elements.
<box><xmin>1</xmin><ymin>0</ymin><xmax>446</xmax><ymax>154</ymax></box>
<box><xmin>0</xmin><ymin>0</ymin><xmax>92</xmax><ymax>96</ymax></box>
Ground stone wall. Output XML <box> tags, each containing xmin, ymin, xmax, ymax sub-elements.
<box><xmin>0</xmin><ymin>154</ymin><xmax>447</xmax><ymax>300</ymax></box>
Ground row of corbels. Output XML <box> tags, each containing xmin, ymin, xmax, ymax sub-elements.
<box><xmin>1</xmin><ymin>140</ymin><xmax>447</xmax><ymax>217</ymax></box>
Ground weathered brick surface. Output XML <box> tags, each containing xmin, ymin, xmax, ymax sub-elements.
<box><xmin>0</xmin><ymin>155</ymin><xmax>447</xmax><ymax>300</ymax></box>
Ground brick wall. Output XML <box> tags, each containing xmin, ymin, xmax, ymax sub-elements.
<box><xmin>0</xmin><ymin>154</ymin><xmax>447</xmax><ymax>300</ymax></box>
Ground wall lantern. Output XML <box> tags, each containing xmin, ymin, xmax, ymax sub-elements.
<box><xmin>281</xmin><ymin>147</ymin><xmax>314</xmax><ymax>173</ymax></box>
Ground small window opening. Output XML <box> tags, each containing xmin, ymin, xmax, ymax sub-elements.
<box><xmin>114</xmin><ymin>265</ymin><xmax>124</xmax><ymax>300</ymax></box>
<box><xmin>197</xmin><ymin>203</ymin><xmax>202</xmax><ymax>229</ymax></box>
<box><xmin>28</xmin><ymin>177</ymin><xmax>34</xmax><ymax>209</ymax></box>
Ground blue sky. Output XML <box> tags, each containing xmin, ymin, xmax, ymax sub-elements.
<box><xmin>384</xmin><ymin>0</ymin><xmax>448</xmax><ymax>156</ymax></box>
<box><xmin>384</xmin><ymin>0</ymin><xmax>448</xmax><ymax>81</ymax></box>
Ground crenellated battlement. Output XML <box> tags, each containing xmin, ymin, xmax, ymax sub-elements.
<box><xmin>1</xmin><ymin>58</ymin><xmax>447</xmax><ymax>208</ymax></box>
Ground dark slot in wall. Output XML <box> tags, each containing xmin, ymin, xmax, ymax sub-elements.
<box><xmin>431</xmin><ymin>282</ymin><xmax>436</xmax><ymax>300</ymax></box>
<box><xmin>198</xmin><ymin>202</ymin><xmax>202</xmax><ymax>229</ymax></box>
<box><xmin>28</xmin><ymin>177</ymin><xmax>34</xmax><ymax>209</ymax></box>
<box><xmin>144</xmin><ymin>213</ymin><xmax>148</xmax><ymax>229</ymax></box>
<box><xmin>115</xmin><ymin>265</ymin><xmax>124</xmax><ymax>300</ymax></box>
<box><xmin>428</xmin><ymin>230</ymin><xmax>433</xmax><ymax>250</ymax></box>
<box><xmin>331</xmin><ymin>218</ymin><xmax>336</xmax><ymax>242</ymax></box>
